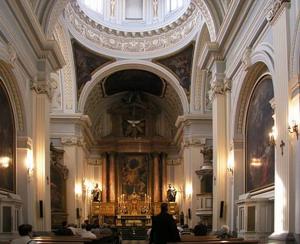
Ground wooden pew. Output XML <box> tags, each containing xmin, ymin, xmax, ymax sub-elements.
<box><xmin>32</xmin><ymin>233</ymin><xmax>114</xmax><ymax>244</ymax></box>
<box><xmin>33</xmin><ymin>236</ymin><xmax>92</xmax><ymax>243</ymax></box>
<box><xmin>180</xmin><ymin>235</ymin><xmax>259</xmax><ymax>244</ymax></box>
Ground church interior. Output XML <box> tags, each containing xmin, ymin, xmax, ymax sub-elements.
<box><xmin>0</xmin><ymin>0</ymin><xmax>300</xmax><ymax>243</ymax></box>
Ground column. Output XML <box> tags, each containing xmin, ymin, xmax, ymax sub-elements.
<box><xmin>31</xmin><ymin>60</ymin><xmax>52</xmax><ymax>231</ymax></box>
<box><xmin>210</xmin><ymin>60</ymin><xmax>227</xmax><ymax>230</ymax></box>
<box><xmin>153</xmin><ymin>153</ymin><xmax>160</xmax><ymax>202</ymax></box>
<box><xmin>102</xmin><ymin>154</ymin><xmax>108</xmax><ymax>203</ymax></box>
<box><xmin>109</xmin><ymin>152</ymin><xmax>116</xmax><ymax>202</ymax></box>
<box><xmin>267</xmin><ymin>1</ymin><xmax>294</xmax><ymax>240</ymax></box>
<box><xmin>161</xmin><ymin>153</ymin><xmax>168</xmax><ymax>202</ymax></box>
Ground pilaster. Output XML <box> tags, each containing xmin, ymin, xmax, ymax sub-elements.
<box><xmin>176</xmin><ymin>115</ymin><xmax>212</xmax><ymax>228</ymax></box>
<box><xmin>267</xmin><ymin>1</ymin><xmax>294</xmax><ymax>240</ymax></box>
<box><xmin>31</xmin><ymin>59</ymin><xmax>52</xmax><ymax>231</ymax></box>
<box><xmin>16</xmin><ymin>136</ymin><xmax>36</xmax><ymax>227</ymax></box>
<box><xmin>210</xmin><ymin>60</ymin><xmax>227</xmax><ymax>230</ymax></box>
<box><xmin>60</xmin><ymin>136</ymin><xmax>86</xmax><ymax>225</ymax></box>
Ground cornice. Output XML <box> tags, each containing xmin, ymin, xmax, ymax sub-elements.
<box><xmin>17</xmin><ymin>136</ymin><xmax>32</xmax><ymax>149</ymax></box>
<box><xmin>51</xmin><ymin>113</ymin><xmax>95</xmax><ymax>146</ymax></box>
<box><xmin>5</xmin><ymin>0</ymin><xmax>65</xmax><ymax>71</ymax></box>
<box><xmin>64</xmin><ymin>1</ymin><xmax>203</xmax><ymax>58</ymax></box>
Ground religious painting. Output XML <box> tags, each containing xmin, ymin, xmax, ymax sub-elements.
<box><xmin>118</xmin><ymin>154</ymin><xmax>149</xmax><ymax>195</ymax></box>
<box><xmin>246</xmin><ymin>78</ymin><xmax>274</xmax><ymax>192</ymax></box>
<box><xmin>0</xmin><ymin>80</ymin><xmax>15</xmax><ymax>192</ymax></box>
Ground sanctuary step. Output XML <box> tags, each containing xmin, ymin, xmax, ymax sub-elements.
<box><xmin>119</xmin><ymin>227</ymin><xmax>148</xmax><ymax>240</ymax></box>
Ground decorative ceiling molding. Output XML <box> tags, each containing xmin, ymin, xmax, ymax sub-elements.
<box><xmin>64</xmin><ymin>0</ymin><xmax>204</xmax><ymax>58</ymax></box>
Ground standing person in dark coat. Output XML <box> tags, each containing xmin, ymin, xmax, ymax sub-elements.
<box><xmin>150</xmin><ymin>203</ymin><xmax>181</xmax><ymax>244</ymax></box>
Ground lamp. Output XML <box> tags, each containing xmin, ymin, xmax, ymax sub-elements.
<box><xmin>75</xmin><ymin>183</ymin><xmax>82</xmax><ymax>197</ymax></box>
<box><xmin>185</xmin><ymin>183</ymin><xmax>192</xmax><ymax>200</ymax></box>
<box><xmin>268</xmin><ymin>126</ymin><xmax>276</xmax><ymax>146</ymax></box>
<box><xmin>26</xmin><ymin>149</ymin><xmax>34</xmax><ymax>179</ymax></box>
<box><xmin>0</xmin><ymin>156</ymin><xmax>10</xmax><ymax>168</ymax></box>
<box><xmin>227</xmin><ymin>150</ymin><xmax>234</xmax><ymax>175</ymax></box>
<box><xmin>288</xmin><ymin>120</ymin><xmax>299</xmax><ymax>140</ymax></box>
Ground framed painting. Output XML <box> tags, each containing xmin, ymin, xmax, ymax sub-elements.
<box><xmin>118</xmin><ymin>154</ymin><xmax>150</xmax><ymax>196</ymax></box>
<box><xmin>0</xmin><ymin>80</ymin><xmax>15</xmax><ymax>193</ymax></box>
<box><xmin>245</xmin><ymin>78</ymin><xmax>274</xmax><ymax>192</ymax></box>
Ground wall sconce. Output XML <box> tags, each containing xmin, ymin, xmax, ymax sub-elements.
<box><xmin>227</xmin><ymin>151</ymin><xmax>234</xmax><ymax>175</ymax></box>
<box><xmin>0</xmin><ymin>156</ymin><xmax>10</xmax><ymax>168</ymax></box>
<box><xmin>268</xmin><ymin>126</ymin><xmax>276</xmax><ymax>146</ymax></box>
<box><xmin>185</xmin><ymin>183</ymin><xmax>193</xmax><ymax>200</ymax></box>
<box><xmin>26</xmin><ymin>149</ymin><xmax>34</xmax><ymax>179</ymax></box>
<box><xmin>288</xmin><ymin>120</ymin><xmax>299</xmax><ymax>140</ymax></box>
<box><xmin>75</xmin><ymin>183</ymin><xmax>82</xmax><ymax>197</ymax></box>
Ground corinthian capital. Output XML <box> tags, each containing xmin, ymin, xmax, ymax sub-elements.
<box><xmin>31</xmin><ymin>80</ymin><xmax>53</xmax><ymax>98</ymax></box>
<box><xmin>224</xmin><ymin>79</ymin><xmax>232</xmax><ymax>92</ymax></box>
<box><xmin>266</xmin><ymin>0</ymin><xmax>290</xmax><ymax>23</ymax></box>
<box><xmin>209</xmin><ymin>81</ymin><xmax>225</xmax><ymax>101</ymax></box>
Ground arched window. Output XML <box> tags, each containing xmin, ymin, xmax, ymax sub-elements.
<box><xmin>0</xmin><ymin>80</ymin><xmax>15</xmax><ymax>192</ymax></box>
<box><xmin>245</xmin><ymin>77</ymin><xmax>274</xmax><ymax>192</ymax></box>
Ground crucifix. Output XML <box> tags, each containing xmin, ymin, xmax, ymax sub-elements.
<box><xmin>280</xmin><ymin>140</ymin><xmax>285</xmax><ymax>156</ymax></box>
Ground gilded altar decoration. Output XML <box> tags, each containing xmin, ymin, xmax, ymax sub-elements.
<box><xmin>117</xmin><ymin>192</ymin><xmax>151</xmax><ymax>215</ymax></box>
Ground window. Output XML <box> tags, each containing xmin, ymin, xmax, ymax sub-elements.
<box><xmin>166</xmin><ymin>0</ymin><xmax>184</xmax><ymax>13</ymax></box>
<box><xmin>125</xmin><ymin>0</ymin><xmax>143</xmax><ymax>20</ymax></box>
<box><xmin>82</xmin><ymin>0</ymin><xmax>103</xmax><ymax>14</ymax></box>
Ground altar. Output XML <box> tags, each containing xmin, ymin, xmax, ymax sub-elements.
<box><xmin>116</xmin><ymin>192</ymin><xmax>152</xmax><ymax>227</ymax></box>
<box><xmin>90</xmin><ymin>191</ymin><xmax>178</xmax><ymax>227</ymax></box>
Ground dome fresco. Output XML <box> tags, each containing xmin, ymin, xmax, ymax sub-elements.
<box><xmin>78</xmin><ymin>0</ymin><xmax>191</xmax><ymax>32</ymax></box>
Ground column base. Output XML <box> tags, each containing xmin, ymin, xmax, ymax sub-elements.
<box><xmin>269</xmin><ymin>232</ymin><xmax>295</xmax><ymax>241</ymax></box>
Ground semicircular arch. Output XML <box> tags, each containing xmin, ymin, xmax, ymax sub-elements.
<box><xmin>78</xmin><ymin>60</ymin><xmax>189</xmax><ymax>115</ymax></box>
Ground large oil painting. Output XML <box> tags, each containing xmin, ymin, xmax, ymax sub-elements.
<box><xmin>0</xmin><ymin>80</ymin><xmax>15</xmax><ymax>192</ymax></box>
<box><xmin>246</xmin><ymin>78</ymin><xmax>274</xmax><ymax>192</ymax></box>
<box><xmin>118</xmin><ymin>154</ymin><xmax>149</xmax><ymax>195</ymax></box>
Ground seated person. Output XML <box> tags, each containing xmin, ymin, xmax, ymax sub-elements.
<box><xmin>67</xmin><ymin>224</ymin><xmax>79</xmax><ymax>236</ymax></box>
<box><xmin>181</xmin><ymin>224</ymin><xmax>192</xmax><ymax>235</ymax></box>
<box><xmin>193</xmin><ymin>221</ymin><xmax>208</xmax><ymax>236</ymax></box>
<box><xmin>81</xmin><ymin>224</ymin><xmax>97</xmax><ymax>239</ymax></box>
<box><xmin>54</xmin><ymin>221</ymin><xmax>74</xmax><ymax>236</ymax></box>
<box><xmin>11</xmin><ymin>224</ymin><xmax>37</xmax><ymax>244</ymax></box>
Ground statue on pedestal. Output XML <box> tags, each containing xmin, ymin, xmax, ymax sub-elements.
<box><xmin>167</xmin><ymin>184</ymin><xmax>177</xmax><ymax>202</ymax></box>
<box><xmin>91</xmin><ymin>183</ymin><xmax>101</xmax><ymax>202</ymax></box>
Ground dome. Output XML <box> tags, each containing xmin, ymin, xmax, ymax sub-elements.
<box><xmin>78</xmin><ymin>0</ymin><xmax>191</xmax><ymax>32</ymax></box>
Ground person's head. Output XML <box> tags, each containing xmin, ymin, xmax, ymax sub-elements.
<box><xmin>84</xmin><ymin>219</ymin><xmax>89</xmax><ymax>224</ymax></box>
<box><xmin>18</xmin><ymin>224</ymin><xmax>33</xmax><ymax>236</ymax></box>
<box><xmin>160</xmin><ymin>203</ymin><xmax>168</xmax><ymax>213</ymax></box>
<box><xmin>62</xmin><ymin>221</ymin><xmax>68</xmax><ymax>227</ymax></box>
<box><xmin>86</xmin><ymin>224</ymin><xmax>92</xmax><ymax>231</ymax></box>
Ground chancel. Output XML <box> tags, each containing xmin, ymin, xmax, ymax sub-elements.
<box><xmin>0</xmin><ymin>0</ymin><xmax>299</xmax><ymax>243</ymax></box>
